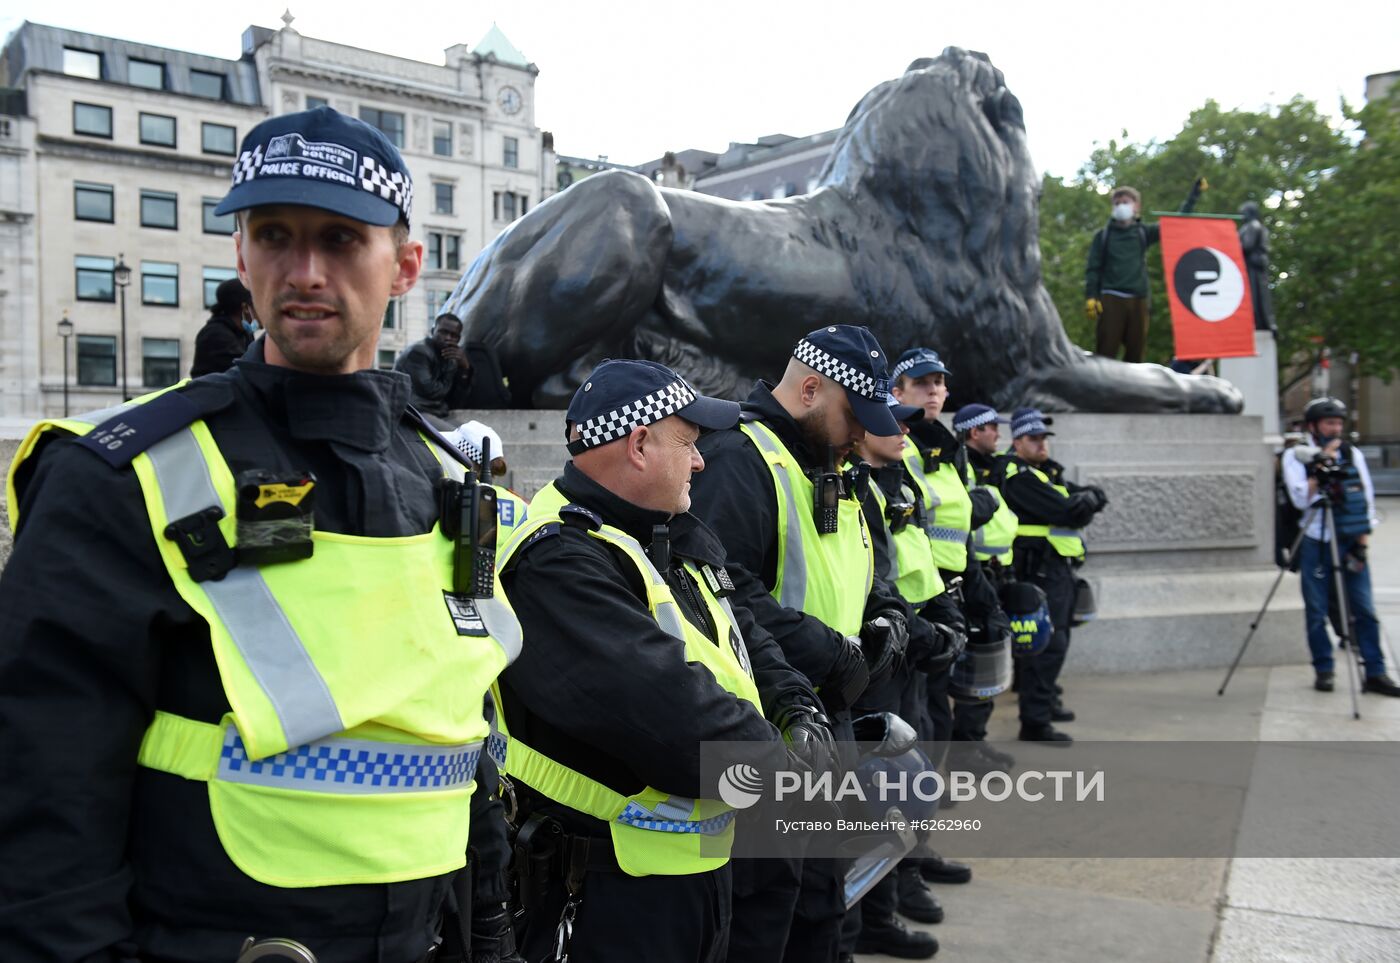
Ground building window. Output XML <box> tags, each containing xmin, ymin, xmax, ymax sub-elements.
<box><xmin>141</xmin><ymin>191</ymin><xmax>178</xmax><ymax>229</ymax></box>
<box><xmin>189</xmin><ymin>70</ymin><xmax>225</xmax><ymax>100</ymax></box>
<box><xmin>139</xmin><ymin>112</ymin><xmax>177</xmax><ymax>148</ymax></box>
<box><xmin>63</xmin><ymin>48</ymin><xmax>103</xmax><ymax>79</ymax></box>
<box><xmin>307</xmin><ymin>95</ymin><xmax>329</xmax><ymax>109</ymax></box>
<box><xmin>73</xmin><ymin>102</ymin><xmax>112</xmax><ymax>138</ymax></box>
<box><xmin>142</xmin><ymin>338</ymin><xmax>181</xmax><ymax>387</ymax></box>
<box><xmin>75</xmin><ymin>256</ymin><xmax>116</xmax><ymax>302</ymax></box>
<box><xmin>433</xmin><ymin>182</ymin><xmax>454</xmax><ymax>215</ymax></box>
<box><xmin>203</xmin><ymin>267</ymin><xmax>238</xmax><ymax>308</ymax></box>
<box><xmin>141</xmin><ymin>261</ymin><xmax>179</xmax><ymax>306</ymax></box>
<box><xmin>201</xmin><ymin>122</ymin><xmax>236</xmax><ymax>155</ymax></box>
<box><xmin>425</xmin><ymin>289</ymin><xmax>449</xmax><ymax>328</ymax></box>
<box><xmin>503</xmin><ymin>136</ymin><xmax>519</xmax><ymax>169</ymax></box>
<box><xmin>74</xmin><ymin>182</ymin><xmax>114</xmax><ymax>223</ymax></box>
<box><xmin>202</xmin><ymin>198</ymin><xmax>235</xmax><ymax>235</ymax></box>
<box><xmin>427</xmin><ymin>232</ymin><xmax>461</xmax><ymax>271</ymax></box>
<box><xmin>493</xmin><ymin>191</ymin><xmax>528</xmax><ymax>222</ymax></box>
<box><xmin>77</xmin><ymin>335</ymin><xmax>117</xmax><ymax>386</ymax></box>
<box><xmin>383</xmin><ymin>299</ymin><xmax>398</xmax><ymax>329</ymax></box>
<box><xmin>377</xmin><ymin>348</ymin><xmax>397</xmax><ymax>370</ymax></box>
<box><xmin>433</xmin><ymin>120</ymin><xmax>453</xmax><ymax>156</ymax></box>
<box><xmin>557</xmin><ymin>170</ymin><xmax>574</xmax><ymax>190</ymax></box>
<box><xmin>359</xmin><ymin>107</ymin><xmax>405</xmax><ymax>148</ymax></box>
<box><xmin>128</xmin><ymin>59</ymin><xmax>165</xmax><ymax>90</ymax></box>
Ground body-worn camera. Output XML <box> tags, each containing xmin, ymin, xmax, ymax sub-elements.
<box><xmin>234</xmin><ymin>470</ymin><xmax>316</xmax><ymax>566</ymax></box>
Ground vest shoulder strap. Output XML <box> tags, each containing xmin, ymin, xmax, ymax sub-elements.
<box><xmin>74</xmin><ymin>382</ymin><xmax>232</xmax><ymax>470</ymax></box>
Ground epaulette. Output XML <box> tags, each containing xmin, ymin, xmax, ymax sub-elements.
<box><xmin>559</xmin><ymin>503</ymin><xmax>602</xmax><ymax>531</ymax></box>
<box><xmin>75</xmin><ymin>381</ymin><xmax>234</xmax><ymax>470</ymax></box>
<box><xmin>520</xmin><ymin>522</ymin><xmax>561</xmax><ymax>551</ymax></box>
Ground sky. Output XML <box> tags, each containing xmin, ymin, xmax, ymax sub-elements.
<box><xmin>4</xmin><ymin>1</ymin><xmax>1397</xmax><ymax>178</ymax></box>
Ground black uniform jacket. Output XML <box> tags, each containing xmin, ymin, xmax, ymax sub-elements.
<box><xmin>497</xmin><ymin>464</ymin><xmax>802</xmax><ymax>836</ymax></box>
<box><xmin>994</xmin><ymin>454</ymin><xmax>1100</xmax><ymax>530</ymax></box>
<box><xmin>0</xmin><ymin>340</ymin><xmax>502</xmax><ymax>963</ymax></box>
<box><xmin>189</xmin><ymin>312</ymin><xmax>253</xmax><ymax>378</ymax></box>
<box><xmin>689</xmin><ymin>383</ymin><xmax>905</xmax><ymax>696</ymax></box>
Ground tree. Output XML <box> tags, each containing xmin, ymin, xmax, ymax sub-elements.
<box><xmin>1038</xmin><ymin>97</ymin><xmax>1357</xmax><ymax>369</ymax></box>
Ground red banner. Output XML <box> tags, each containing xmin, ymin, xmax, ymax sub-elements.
<box><xmin>1159</xmin><ymin>215</ymin><xmax>1256</xmax><ymax>360</ymax></box>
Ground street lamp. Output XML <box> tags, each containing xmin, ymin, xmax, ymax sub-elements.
<box><xmin>114</xmin><ymin>254</ymin><xmax>131</xmax><ymax>401</ymax></box>
<box><xmin>57</xmin><ymin>310</ymin><xmax>74</xmax><ymax>417</ymax></box>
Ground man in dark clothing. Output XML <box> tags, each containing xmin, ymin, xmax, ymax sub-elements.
<box><xmin>497</xmin><ymin>359</ymin><xmax>828</xmax><ymax>963</ymax></box>
<box><xmin>396</xmin><ymin>314</ymin><xmax>511</xmax><ymax>420</ymax></box>
<box><xmin>1085</xmin><ymin>179</ymin><xmax>1206</xmax><ymax>363</ymax></box>
<box><xmin>190</xmin><ymin>277</ymin><xmax>255</xmax><ymax>377</ymax></box>
<box><xmin>993</xmin><ymin>408</ymin><xmax>1109</xmax><ymax>744</ymax></box>
<box><xmin>0</xmin><ymin>107</ymin><xmax>520</xmax><ymax>962</ymax></box>
<box><xmin>690</xmin><ymin>325</ymin><xmax>912</xmax><ymax>963</ymax></box>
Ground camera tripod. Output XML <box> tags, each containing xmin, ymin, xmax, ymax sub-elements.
<box><xmin>1218</xmin><ymin>497</ymin><xmax>1366</xmax><ymax>719</ymax></box>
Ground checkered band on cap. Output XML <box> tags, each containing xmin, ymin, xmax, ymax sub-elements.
<box><xmin>231</xmin><ymin>145</ymin><xmax>264</xmax><ymax>186</ymax></box>
<box><xmin>892</xmin><ymin>350</ymin><xmax>944</xmax><ymax>381</ymax></box>
<box><xmin>1013</xmin><ymin>414</ymin><xmax>1052</xmax><ymax>437</ymax></box>
<box><xmin>575</xmin><ymin>378</ymin><xmax>697</xmax><ymax>450</ymax></box>
<box><xmin>954</xmin><ymin>409</ymin><xmax>1001</xmax><ymax>431</ymax></box>
<box><xmin>360</xmin><ymin>155</ymin><xmax>414</xmax><ymax>223</ymax></box>
<box><xmin>794</xmin><ymin>338</ymin><xmax>889</xmax><ymax>401</ymax></box>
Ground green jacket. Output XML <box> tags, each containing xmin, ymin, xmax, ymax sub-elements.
<box><xmin>1084</xmin><ymin>184</ymin><xmax>1202</xmax><ymax>298</ymax></box>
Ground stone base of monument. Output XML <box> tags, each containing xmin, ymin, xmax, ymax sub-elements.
<box><xmin>448</xmin><ymin>408</ymin><xmax>1305</xmax><ymax>677</ymax></box>
<box><xmin>1</xmin><ymin>412</ymin><xmax>1305</xmax><ymax>676</ymax></box>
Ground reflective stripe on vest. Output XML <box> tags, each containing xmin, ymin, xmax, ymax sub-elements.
<box><xmin>970</xmin><ymin>472</ymin><xmax>1017</xmax><ymax>565</ymax></box>
<box><xmin>1005</xmin><ymin>462</ymin><xmax>1086</xmax><ymax>559</ymax></box>
<box><xmin>869</xmin><ymin>482</ymin><xmax>944</xmax><ymax>608</ymax></box>
<box><xmin>901</xmin><ymin>446</ymin><xmax>972</xmax><ymax>572</ymax></box>
<box><xmin>495</xmin><ymin>510</ymin><xmax>763</xmax><ymax>876</ymax></box>
<box><xmin>739</xmin><ymin>422</ymin><xmax>873</xmax><ymax>635</ymax></box>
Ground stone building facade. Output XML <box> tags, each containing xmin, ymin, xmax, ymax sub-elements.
<box><xmin>0</xmin><ymin>19</ymin><xmax>547</xmax><ymax>424</ymax></box>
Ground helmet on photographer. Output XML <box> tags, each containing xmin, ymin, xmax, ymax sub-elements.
<box><xmin>1303</xmin><ymin>397</ymin><xmax>1346</xmax><ymax>425</ymax></box>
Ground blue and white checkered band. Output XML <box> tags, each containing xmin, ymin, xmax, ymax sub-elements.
<box><xmin>891</xmin><ymin>352</ymin><xmax>942</xmax><ymax>381</ymax></box>
<box><xmin>360</xmin><ymin>155</ymin><xmax>414</xmax><ymax>223</ymax></box>
<box><xmin>576</xmin><ymin>378</ymin><xmax>697</xmax><ymax>450</ymax></box>
<box><xmin>955</xmin><ymin>409</ymin><xmax>1000</xmax><ymax>431</ymax></box>
<box><xmin>794</xmin><ymin>338</ymin><xmax>890</xmax><ymax>401</ymax></box>
<box><xmin>231</xmin><ymin>145</ymin><xmax>264</xmax><ymax>185</ymax></box>
<box><xmin>1015</xmin><ymin>418</ymin><xmax>1051</xmax><ymax>437</ymax></box>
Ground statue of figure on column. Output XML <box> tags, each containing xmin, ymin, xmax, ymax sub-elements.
<box><xmin>1238</xmin><ymin>201</ymin><xmax>1277</xmax><ymax>335</ymax></box>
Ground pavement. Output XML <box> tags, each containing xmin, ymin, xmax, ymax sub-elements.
<box><xmin>857</xmin><ymin>497</ymin><xmax>1400</xmax><ymax>963</ymax></box>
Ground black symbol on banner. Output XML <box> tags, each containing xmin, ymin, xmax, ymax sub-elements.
<box><xmin>1172</xmin><ymin>247</ymin><xmax>1245</xmax><ymax>322</ymax></box>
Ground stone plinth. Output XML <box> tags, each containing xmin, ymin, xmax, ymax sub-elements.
<box><xmin>1218</xmin><ymin>331</ymin><xmax>1281</xmax><ymax>437</ymax></box>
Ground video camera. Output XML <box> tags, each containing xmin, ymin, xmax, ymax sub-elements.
<box><xmin>1292</xmin><ymin>443</ymin><xmax>1346</xmax><ymax>498</ymax></box>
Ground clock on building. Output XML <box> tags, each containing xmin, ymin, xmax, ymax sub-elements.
<box><xmin>498</xmin><ymin>86</ymin><xmax>522</xmax><ymax>115</ymax></box>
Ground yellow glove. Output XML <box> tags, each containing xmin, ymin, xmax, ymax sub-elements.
<box><xmin>1086</xmin><ymin>297</ymin><xmax>1103</xmax><ymax>321</ymax></box>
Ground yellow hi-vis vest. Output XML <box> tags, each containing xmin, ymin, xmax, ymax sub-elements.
<box><xmin>739</xmin><ymin>421</ymin><xmax>873</xmax><ymax>636</ymax></box>
<box><xmin>494</xmin><ymin>486</ymin><xmax>529</xmax><ymax>544</ymax></box>
<box><xmin>901</xmin><ymin>445</ymin><xmax>972</xmax><ymax>573</ymax></box>
<box><xmin>1002</xmin><ymin>462</ymin><xmax>1086</xmax><ymax>560</ymax></box>
<box><xmin>964</xmin><ymin>462</ymin><xmax>1017</xmax><ymax>566</ymax></box>
<box><xmin>494</xmin><ymin>509</ymin><xmax>763</xmax><ymax>877</ymax></box>
<box><xmin>869</xmin><ymin>481</ymin><xmax>945</xmax><ymax>608</ymax></box>
<box><xmin>7</xmin><ymin>390</ymin><xmax>521</xmax><ymax>888</ymax></box>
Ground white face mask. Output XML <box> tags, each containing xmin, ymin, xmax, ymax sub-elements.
<box><xmin>1113</xmin><ymin>202</ymin><xmax>1135</xmax><ymax>222</ymax></box>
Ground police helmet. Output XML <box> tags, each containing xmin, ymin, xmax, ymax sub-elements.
<box><xmin>1072</xmin><ymin>576</ymin><xmax>1097</xmax><ymax>627</ymax></box>
<box><xmin>949</xmin><ymin>631</ymin><xmax>1013</xmax><ymax>703</ymax></box>
<box><xmin>1000</xmin><ymin>580</ymin><xmax>1052</xmax><ymax>658</ymax></box>
<box><xmin>1303</xmin><ymin>397</ymin><xmax>1347</xmax><ymax>424</ymax></box>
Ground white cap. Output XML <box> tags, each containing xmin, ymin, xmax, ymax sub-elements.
<box><xmin>445</xmin><ymin>419</ymin><xmax>506</xmax><ymax>470</ymax></box>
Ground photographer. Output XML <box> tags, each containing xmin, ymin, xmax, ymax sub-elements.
<box><xmin>1281</xmin><ymin>398</ymin><xmax>1398</xmax><ymax>696</ymax></box>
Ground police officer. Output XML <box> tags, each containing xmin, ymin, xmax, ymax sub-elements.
<box><xmin>0</xmin><ymin>107</ymin><xmax>521</xmax><ymax>960</ymax></box>
<box><xmin>496</xmin><ymin>359</ymin><xmax>830</xmax><ymax>962</ymax></box>
<box><xmin>689</xmin><ymin>325</ymin><xmax>913</xmax><ymax>963</ymax></box>
<box><xmin>892</xmin><ymin>350</ymin><xmax>1009</xmax><ymax>810</ymax></box>
<box><xmin>1280</xmin><ymin>397</ymin><xmax>1399</xmax><ymax>696</ymax></box>
<box><xmin>843</xmin><ymin>395</ymin><xmax>964</xmax><ymax>960</ymax></box>
<box><xmin>950</xmin><ymin>402</ymin><xmax>1019</xmax><ymax>773</ymax></box>
<box><xmin>994</xmin><ymin>408</ymin><xmax>1109</xmax><ymax>744</ymax></box>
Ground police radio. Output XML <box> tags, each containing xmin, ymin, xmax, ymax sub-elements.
<box><xmin>813</xmin><ymin>444</ymin><xmax>842</xmax><ymax>535</ymax></box>
<box><xmin>440</xmin><ymin>437</ymin><xmax>497</xmax><ymax>599</ymax></box>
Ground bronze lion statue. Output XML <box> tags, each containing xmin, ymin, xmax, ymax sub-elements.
<box><xmin>441</xmin><ymin>46</ymin><xmax>1243</xmax><ymax>413</ymax></box>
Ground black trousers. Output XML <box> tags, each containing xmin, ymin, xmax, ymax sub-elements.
<box><xmin>518</xmin><ymin>863</ymin><xmax>731</xmax><ymax>963</ymax></box>
<box><xmin>1017</xmin><ymin>553</ymin><xmax>1077</xmax><ymax>726</ymax></box>
<box><xmin>952</xmin><ymin>698</ymin><xmax>994</xmax><ymax>741</ymax></box>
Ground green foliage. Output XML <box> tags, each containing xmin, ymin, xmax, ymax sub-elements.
<box><xmin>1035</xmin><ymin>95</ymin><xmax>1396</xmax><ymax>374</ymax></box>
